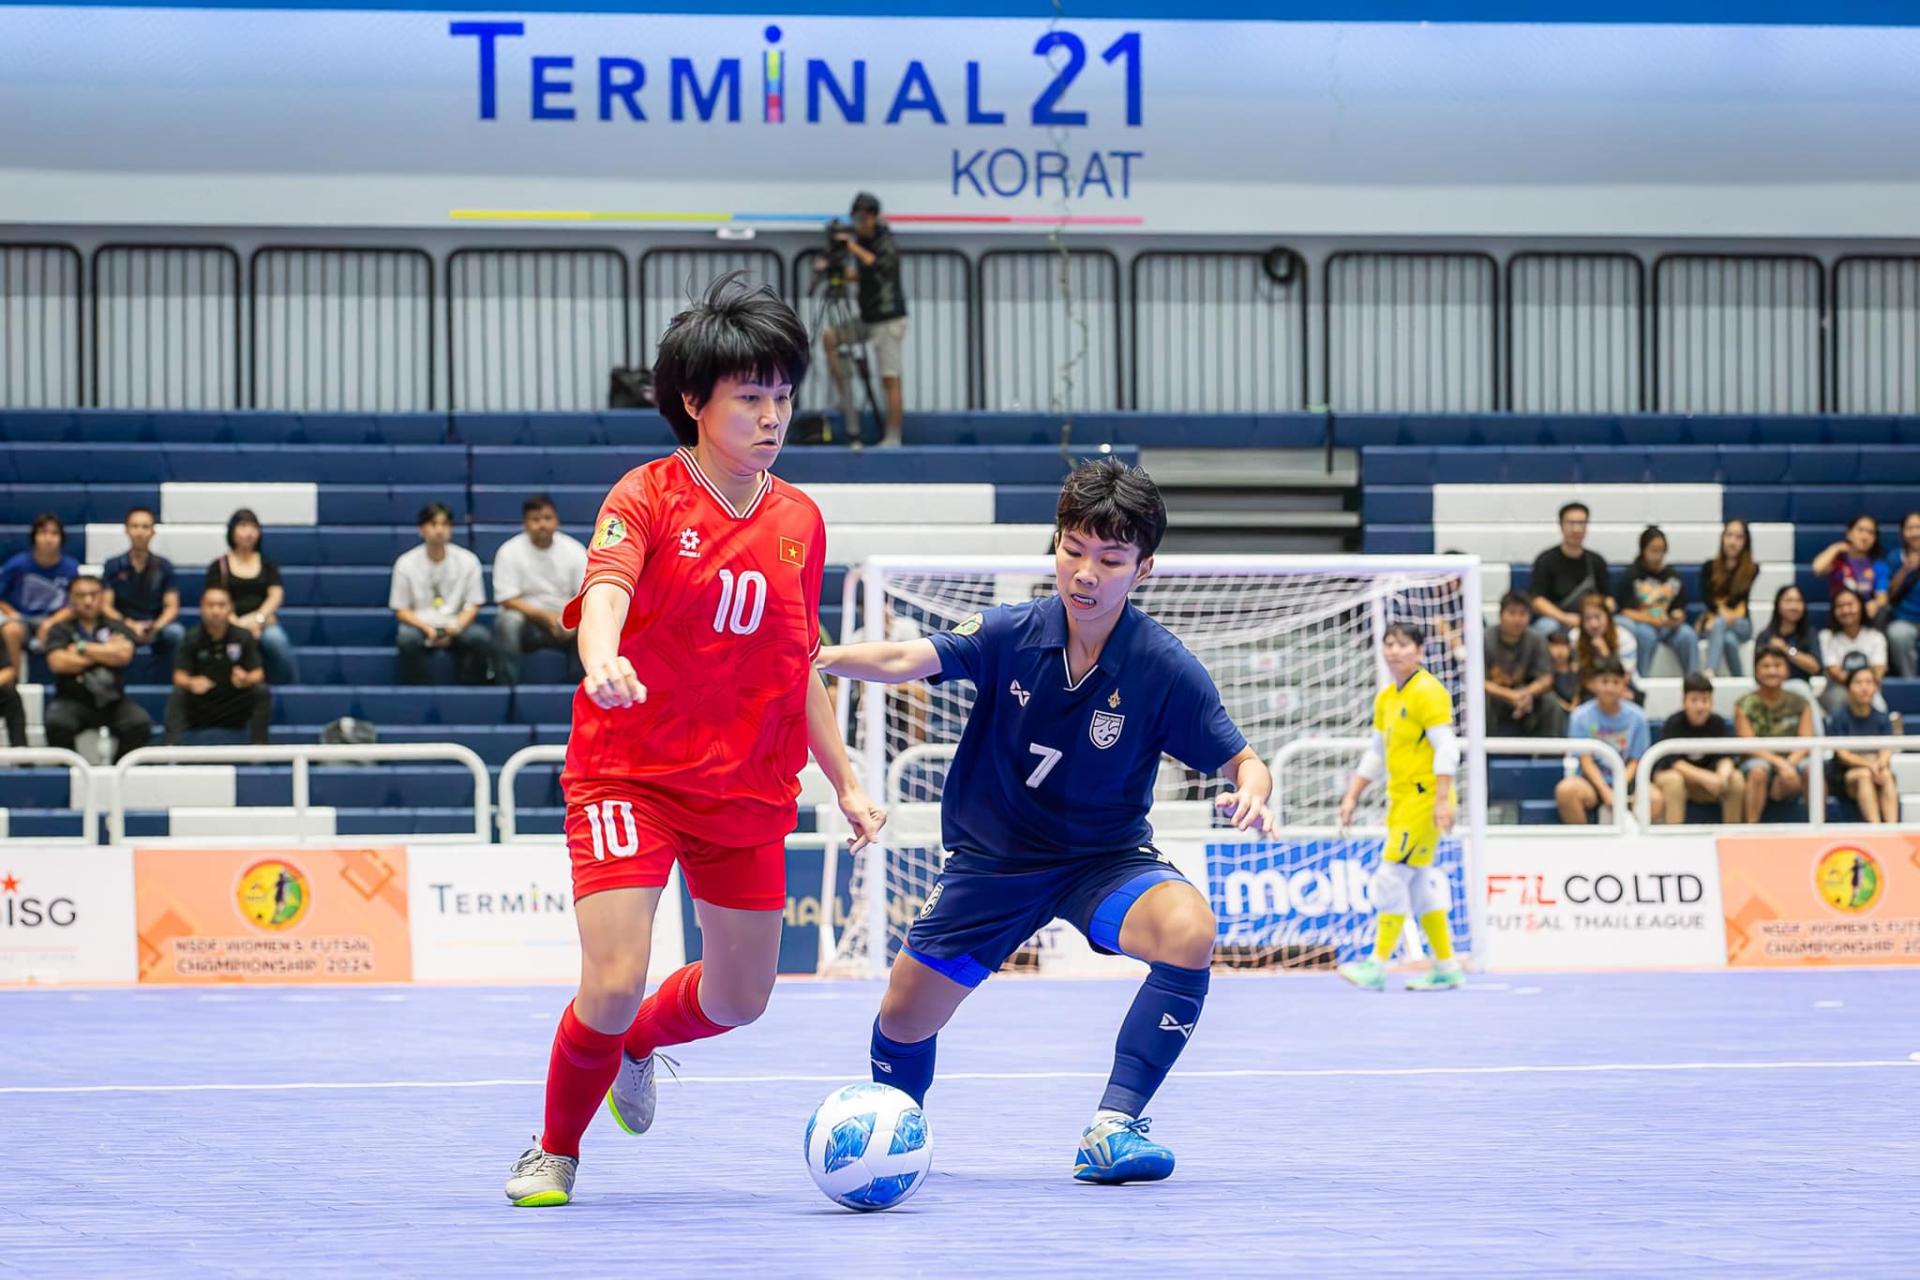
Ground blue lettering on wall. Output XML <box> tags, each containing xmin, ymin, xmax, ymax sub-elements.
<box><xmin>885</xmin><ymin>60</ymin><xmax>947</xmax><ymax>124</ymax></box>
<box><xmin>532</xmin><ymin>55</ymin><xmax>575</xmax><ymax>119</ymax></box>
<box><xmin>951</xmin><ymin>148</ymin><xmax>1142</xmax><ymax>199</ymax></box>
<box><xmin>599</xmin><ymin>57</ymin><xmax>645</xmax><ymax>121</ymax></box>
<box><xmin>807</xmin><ymin>59</ymin><xmax>866</xmax><ymax>123</ymax></box>
<box><xmin>965</xmin><ymin>62</ymin><xmax>1004</xmax><ymax>125</ymax></box>
<box><xmin>671</xmin><ymin>57</ymin><xmax>742</xmax><ymax>121</ymax></box>
<box><xmin>449</xmin><ymin>20</ymin><xmax>525</xmax><ymax>121</ymax></box>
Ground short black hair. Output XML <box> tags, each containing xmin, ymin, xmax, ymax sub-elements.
<box><xmin>200</xmin><ymin>583</ymin><xmax>232</xmax><ymax>602</ymax></box>
<box><xmin>225</xmin><ymin>509</ymin><xmax>262</xmax><ymax>550</ymax></box>
<box><xmin>1754</xmin><ymin>647</ymin><xmax>1789</xmax><ymax>671</ymax></box>
<box><xmin>522</xmin><ymin>494</ymin><xmax>556</xmax><ymax>517</ymax></box>
<box><xmin>1054</xmin><ymin>458</ymin><xmax>1167</xmax><ymax>560</ymax></box>
<box><xmin>124</xmin><ymin>506</ymin><xmax>156</xmax><ymax>524</ymax></box>
<box><xmin>29</xmin><ymin>512</ymin><xmax>63</xmax><ymax>539</ymax></box>
<box><xmin>652</xmin><ymin>272</ymin><xmax>810</xmax><ymax>448</ymax></box>
<box><xmin>1559</xmin><ymin>502</ymin><xmax>1590</xmax><ymax>524</ymax></box>
<box><xmin>851</xmin><ymin>191</ymin><xmax>881</xmax><ymax>216</ymax></box>
<box><xmin>69</xmin><ymin>573</ymin><xmax>103</xmax><ymax>591</ymax></box>
<box><xmin>1384</xmin><ymin>621</ymin><xmax>1426</xmax><ymax>649</ymax></box>
<box><xmin>1681</xmin><ymin>672</ymin><xmax>1714</xmax><ymax>696</ymax></box>
<box><xmin>1499</xmin><ymin>590</ymin><xmax>1531</xmax><ymax>613</ymax></box>
<box><xmin>1590</xmin><ymin>655</ymin><xmax>1627</xmax><ymax>680</ymax></box>
<box><xmin>417</xmin><ymin>502</ymin><xmax>454</xmax><ymax>527</ymax></box>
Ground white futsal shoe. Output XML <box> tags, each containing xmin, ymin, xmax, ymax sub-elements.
<box><xmin>505</xmin><ymin>1143</ymin><xmax>578</xmax><ymax>1207</ymax></box>
<box><xmin>606</xmin><ymin>1051</ymin><xmax>674</xmax><ymax>1135</ymax></box>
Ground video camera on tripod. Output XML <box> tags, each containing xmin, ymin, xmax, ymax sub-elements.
<box><xmin>816</xmin><ymin>219</ymin><xmax>855</xmax><ymax>292</ymax></box>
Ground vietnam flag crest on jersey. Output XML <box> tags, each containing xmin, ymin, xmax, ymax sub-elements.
<box><xmin>778</xmin><ymin>536</ymin><xmax>806</xmax><ymax>568</ymax></box>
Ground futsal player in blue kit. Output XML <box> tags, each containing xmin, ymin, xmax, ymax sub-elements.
<box><xmin>816</xmin><ymin>459</ymin><xmax>1274</xmax><ymax>1184</ymax></box>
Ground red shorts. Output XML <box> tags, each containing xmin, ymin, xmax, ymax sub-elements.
<box><xmin>565</xmin><ymin>791</ymin><xmax>787</xmax><ymax>910</ymax></box>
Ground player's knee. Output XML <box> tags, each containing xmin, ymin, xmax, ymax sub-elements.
<box><xmin>700</xmin><ymin>972</ymin><xmax>775</xmax><ymax>1028</ymax></box>
<box><xmin>581</xmin><ymin>957</ymin><xmax>650</xmax><ymax>1009</ymax></box>
<box><xmin>1156</xmin><ymin>905</ymin><xmax>1217</xmax><ymax>969</ymax></box>
<box><xmin>878</xmin><ymin>983</ymin><xmax>950</xmax><ymax>1043</ymax></box>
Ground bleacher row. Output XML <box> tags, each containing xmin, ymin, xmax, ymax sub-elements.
<box><xmin>1357</xmin><ymin>431</ymin><xmax>1920</xmax><ymax>825</ymax></box>
<box><xmin>0</xmin><ymin>409</ymin><xmax>1142</xmax><ymax>839</ymax></box>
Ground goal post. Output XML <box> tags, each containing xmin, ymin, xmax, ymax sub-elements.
<box><xmin>825</xmin><ymin>554</ymin><xmax>1487</xmax><ymax>979</ymax></box>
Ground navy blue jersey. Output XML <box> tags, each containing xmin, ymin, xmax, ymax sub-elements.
<box><xmin>927</xmin><ymin>594</ymin><xmax>1245</xmax><ymax>861</ymax></box>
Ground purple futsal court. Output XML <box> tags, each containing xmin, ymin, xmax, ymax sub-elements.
<box><xmin>3</xmin><ymin>971</ymin><xmax>1917</xmax><ymax>1278</ymax></box>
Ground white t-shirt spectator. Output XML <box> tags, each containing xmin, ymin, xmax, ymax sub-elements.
<box><xmin>1820</xmin><ymin>625</ymin><xmax>1887</xmax><ymax>674</ymax></box>
<box><xmin>492</xmin><ymin>531</ymin><xmax>587</xmax><ymax>617</ymax></box>
<box><xmin>390</xmin><ymin>544</ymin><xmax>485</xmax><ymax>631</ymax></box>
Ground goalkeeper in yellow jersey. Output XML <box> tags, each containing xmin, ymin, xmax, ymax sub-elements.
<box><xmin>1335</xmin><ymin>621</ymin><xmax>1465</xmax><ymax>992</ymax></box>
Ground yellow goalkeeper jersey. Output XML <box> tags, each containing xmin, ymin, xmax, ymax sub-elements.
<box><xmin>1372</xmin><ymin>668</ymin><xmax>1454</xmax><ymax>802</ymax></box>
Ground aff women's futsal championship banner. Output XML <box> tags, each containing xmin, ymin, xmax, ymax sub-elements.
<box><xmin>1717</xmin><ymin>835</ymin><xmax>1920</xmax><ymax>968</ymax></box>
<box><xmin>133</xmin><ymin>847</ymin><xmax>412</xmax><ymax>984</ymax></box>
<box><xmin>0</xmin><ymin>2</ymin><xmax>1917</xmax><ymax>235</ymax></box>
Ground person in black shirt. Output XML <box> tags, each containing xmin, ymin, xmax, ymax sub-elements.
<box><xmin>1528</xmin><ymin>502</ymin><xmax>1613</xmax><ymax>639</ymax></box>
<box><xmin>102</xmin><ymin>506</ymin><xmax>183</xmax><ymax>665</ymax></box>
<box><xmin>167</xmin><ymin>585</ymin><xmax>271</xmax><ymax>745</ymax></box>
<box><xmin>43</xmin><ymin>575</ymin><xmax>152</xmax><ymax>762</ymax></box>
<box><xmin>1485</xmin><ymin>591</ymin><xmax>1560</xmax><ymax>737</ymax></box>
<box><xmin>0</xmin><ymin>633</ymin><xmax>23</xmax><ymax>748</ymax></box>
<box><xmin>820</xmin><ymin>191</ymin><xmax>909</xmax><ymax>445</ymax></box>
<box><xmin>1649</xmin><ymin>673</ymin><xmax>1740</xmax><ymax>825</ymax></box>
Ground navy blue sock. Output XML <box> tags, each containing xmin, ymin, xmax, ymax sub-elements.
<box><xmin>1100</xmin><ymin>962</ymin><xmax>1210</xmax><ymax>1117</ymax></box>
<box><xmin>870</xmin><ymin>1019</ymin><xmax>937</xmax><ymax>1105</ymax></box>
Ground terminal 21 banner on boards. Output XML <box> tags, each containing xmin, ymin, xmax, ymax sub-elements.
<box><xmin>0</xmin><ymin>0</ymin><xmax>1917</xmax><ymax>235</ymax></box>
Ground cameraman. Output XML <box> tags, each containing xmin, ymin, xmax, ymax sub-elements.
<box><xmin>819</xmin><ymin>192</ymin><xmax>908</xmax><ymax>446</ymax></box>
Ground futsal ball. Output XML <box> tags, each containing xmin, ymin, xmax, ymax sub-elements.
<box><xmin>803</xmin><ymin>1083</ymin><xmax>932</xmax><ymax>1211</ymax></box>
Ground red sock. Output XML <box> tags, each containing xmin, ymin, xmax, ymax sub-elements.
<box><xmin>539</xmin><ymin>1002</ymin><xmax>623</xmax><ymax>1159</ymax></box>
<box><xmin>623</xmin><ymin>961</ymin><xmax>730</xmax><ymax>1059</ymax></box>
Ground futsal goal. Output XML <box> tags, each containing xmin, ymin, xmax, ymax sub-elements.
<box><xmin>823</xmin><ymin>555</ymin><xmax>1487</xmax><ymax>978</ymax></box>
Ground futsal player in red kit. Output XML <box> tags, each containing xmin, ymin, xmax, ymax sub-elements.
<box><xmin>506</xmin><ymin>275</ymin><xmax>887</xmax><ymax>1206</ymax></box>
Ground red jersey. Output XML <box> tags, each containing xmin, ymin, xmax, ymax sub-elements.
<box><xmin>559</xmin><ymin>447</ymin><xmax>826</xmax><ymax>845</ymax></box>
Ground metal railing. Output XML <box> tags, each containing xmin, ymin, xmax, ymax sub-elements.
<box><xmin>108</xmin><ymin>743</ymin><xmax>490</xmax><ymax>844</ymax></box>
<box><xmin>0</xmin><ymin>747</ymin><xmax>100</xmax><ymax>843</ymax></box>
<box><xmin>1269</xmin><ymin>735</ymin><xmax>1631</xmax><ymax>835</ymax></box>
<box><xmin>498</xmin><ymin>744</ymin><xmax>566</xmax><ymax>843</ymax></box>
<box><xmin>1632</xmin><ymin>734</ymin><xmax>1919</xmax><ymax>831</ymax></box>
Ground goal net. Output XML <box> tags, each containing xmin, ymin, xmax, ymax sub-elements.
<box><xmin>824</xmin><ymin>555</ymin><xmax>1486</xmax><ymax>978</ymax></box>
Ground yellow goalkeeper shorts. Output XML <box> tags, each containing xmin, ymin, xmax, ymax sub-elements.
<box><xmin>1384</xmin><ymin>797</ymin><xmax>1439</xmax><ymax>867</ymax></box>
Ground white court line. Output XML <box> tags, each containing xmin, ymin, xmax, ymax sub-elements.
<box><xmin>2</xmin><ymin>1059</ymin><xmax>1914</xmax><ymax>1096</ymax></box>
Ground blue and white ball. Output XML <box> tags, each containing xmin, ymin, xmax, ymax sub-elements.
<box><xmin>803</xmin><ymin>1083</ymin><xmax>932</xmax><ymax>1211</ymax></box>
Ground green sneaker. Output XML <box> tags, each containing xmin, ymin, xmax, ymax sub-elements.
<box><xmin>504</xmin><ymin>1144</ymin><xmax>577</xmax><ymax>1207</ymax></box>
<box><xmin>1407</xmin><ymin>963</ymin><xmax>1465</xmax><ymax>992</ymax></box>
<box><xmin>1337</xmin><ymin>957</ymin><xmax>1386</xmax><ymax>991</ymax></box>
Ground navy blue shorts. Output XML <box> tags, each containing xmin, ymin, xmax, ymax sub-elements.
<box><xmin>903</xmin><ymin>847</ymin><xmax>1187</xmax><ymax>988</ymax></box>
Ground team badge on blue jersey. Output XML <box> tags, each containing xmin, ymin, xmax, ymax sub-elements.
<box><xmin>1090</xmin><ymin>709</ymin><xmax>1125</xmax><ymax>749</ymax></box>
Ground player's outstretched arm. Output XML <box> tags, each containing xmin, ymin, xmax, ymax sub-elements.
<box><xmin>815</xmin><ymin>638</ymin><xmax>941</xmax><ymax>684</ymax></box>
<box><xmin>805</xmin><ymin>668</ymin><xmax>888</xmax><ymax>853</ymax></box>
<box><xmin>576</xmin><ymin>582</ymin><xmax>645</xmax><ymax>709</ymax></box>
<box><xmin>1213</xmin><ymin>746</ymin><xmax>1276</xmax><ymax>833</ymax></box>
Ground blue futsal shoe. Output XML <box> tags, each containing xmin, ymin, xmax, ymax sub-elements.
<box><xmin>1073</xmin><ymin>1115</ymin><xmax>1175</xmax><ymax>1184</ymax></box>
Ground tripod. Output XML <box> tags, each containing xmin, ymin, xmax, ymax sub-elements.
<box><xmin>812</xmin><ymin>281</ymin><xmax>883</xmax><ymax>449</ymax></box>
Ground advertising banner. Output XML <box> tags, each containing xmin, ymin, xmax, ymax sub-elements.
<box><xmin>1209</xmin><ymin>835</ymin><xmax>1468</xmax><ymax>966</ymax></box>
<box><xmin>1</xmin><ymin>5</ymin><xmax>1916</xmax><ymax>235</ymax></box>
<box><xmin>1481</xmin><ymin>837</ymin><xmax>1725</xmax><ymax>970</ymax></box>
<box><xmin>0</xmin><ymin>846</ymin><xmax>138</xmax><ymax>985</ymax></box>
<box><xmin>1718</xmin><ymin>834</ymin><xmax>1920</xmax><ymax>967</ymax></box>
<box><xmin>407</xmin><ymin>844</ymin><xmax>581</xmax><ymax>982</ymax></box>
<box><xmin>134</xmin><ymin>847</ymin><xmax>411</xmax><ymax>983</ymax></box>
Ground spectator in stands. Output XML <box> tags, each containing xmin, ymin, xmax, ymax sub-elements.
<box><xmin>392</xmin><ymin>502</ymin><xmax>490</xmax><ymax>685</ymax></box>
<box><xmin>42</xmin><ymin>575</ymin><xmax>151</xmax><ymax>762</ymax></box>
<box><xmin>817</xmin><ymin>191</ymin><xmax>909</xmax><ymax>446</ymax></box>
<box><xmin>1811</xmin><ymin>514</ymin><xmax>1889</xmax><ymax>622</ymax></box>
<box><xmin>1615</xmin><ymin>525</ymin><xmax>1699</xmax><ymax>678</ymax></box>
<box><xmin>1546</xmin><ymin>630</ymin><xmax>1581</xmax><ymax>721</ymax></box>
<box><xmin>1883</xmin><ymin>511</ymin><xmax>1920</xmax><ymax>678</ymax></box>
<box><xmin>206</xmin><ymin>509</ymin><xmax>300</xmax><ymax>685</ymax></box>
<box><xmin>102</xmin><ymin>506</ymin><xmax>183</xmax><ymax>665</ymax></box>
<box><xmin>0</xmin><ymin>638</ymin><xmax>24</xmax><ymax>749</ymax></box>
<box><xmin>1826</xmin><ymin>666</ymin><xmax>1898</xmax><ymax>824</ymax></box>
<box><xmin>1528</xmin><ymin>502</ymin><xmax>1612</xmax><ymax>638</ymax></box>
<box><xmin>1754</xmin><ymin>583</ymin><xmax>1822</xmax><ymax>698</ymax></box>
<box><xmin>166</xmin><ymin>585</ymin><xmax>270</xmax><ymax>745</ymax></box>
<box><xmin>0</xmin><ymin>513</ymin><xmax>79</xmax><ymax>675</ymax></box>
<box><xmin>1575</xmin><ymin>592</ymin><xmax>1640</xmax><ymax>703</ymax></box>
<box><xmin>1818</xmin><ymin>589</ymin><xmax>1888</xmax><ymax>715</ymax></box>
<box><xmin>1697</xmin><ymin>518</ymin><xmax>1758</xmax><ymax>677</ymax></box>
<box><xmin>1485</xmin><ymin>590</ymin><xmax>1560</xmax><ymax>738</ymax></box>
<box><xmin>1735</xmin><ymin>648</ymin><xmax>1813</xmax><ymax>823</ymax></box>
<box><xmin>1649</xmin><ymin>673</ymin><xmax>1740</xmax><ymax>826</ymax></box>
<box><xmin>491</xmin><ymin>495</ymin><xmax>587</xmax><ymax>686</ymax></box>
<box><xmin>1555</xmin><ymin>656</ymin><xmax>1648</xmax><ymax>825</ymax></box>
